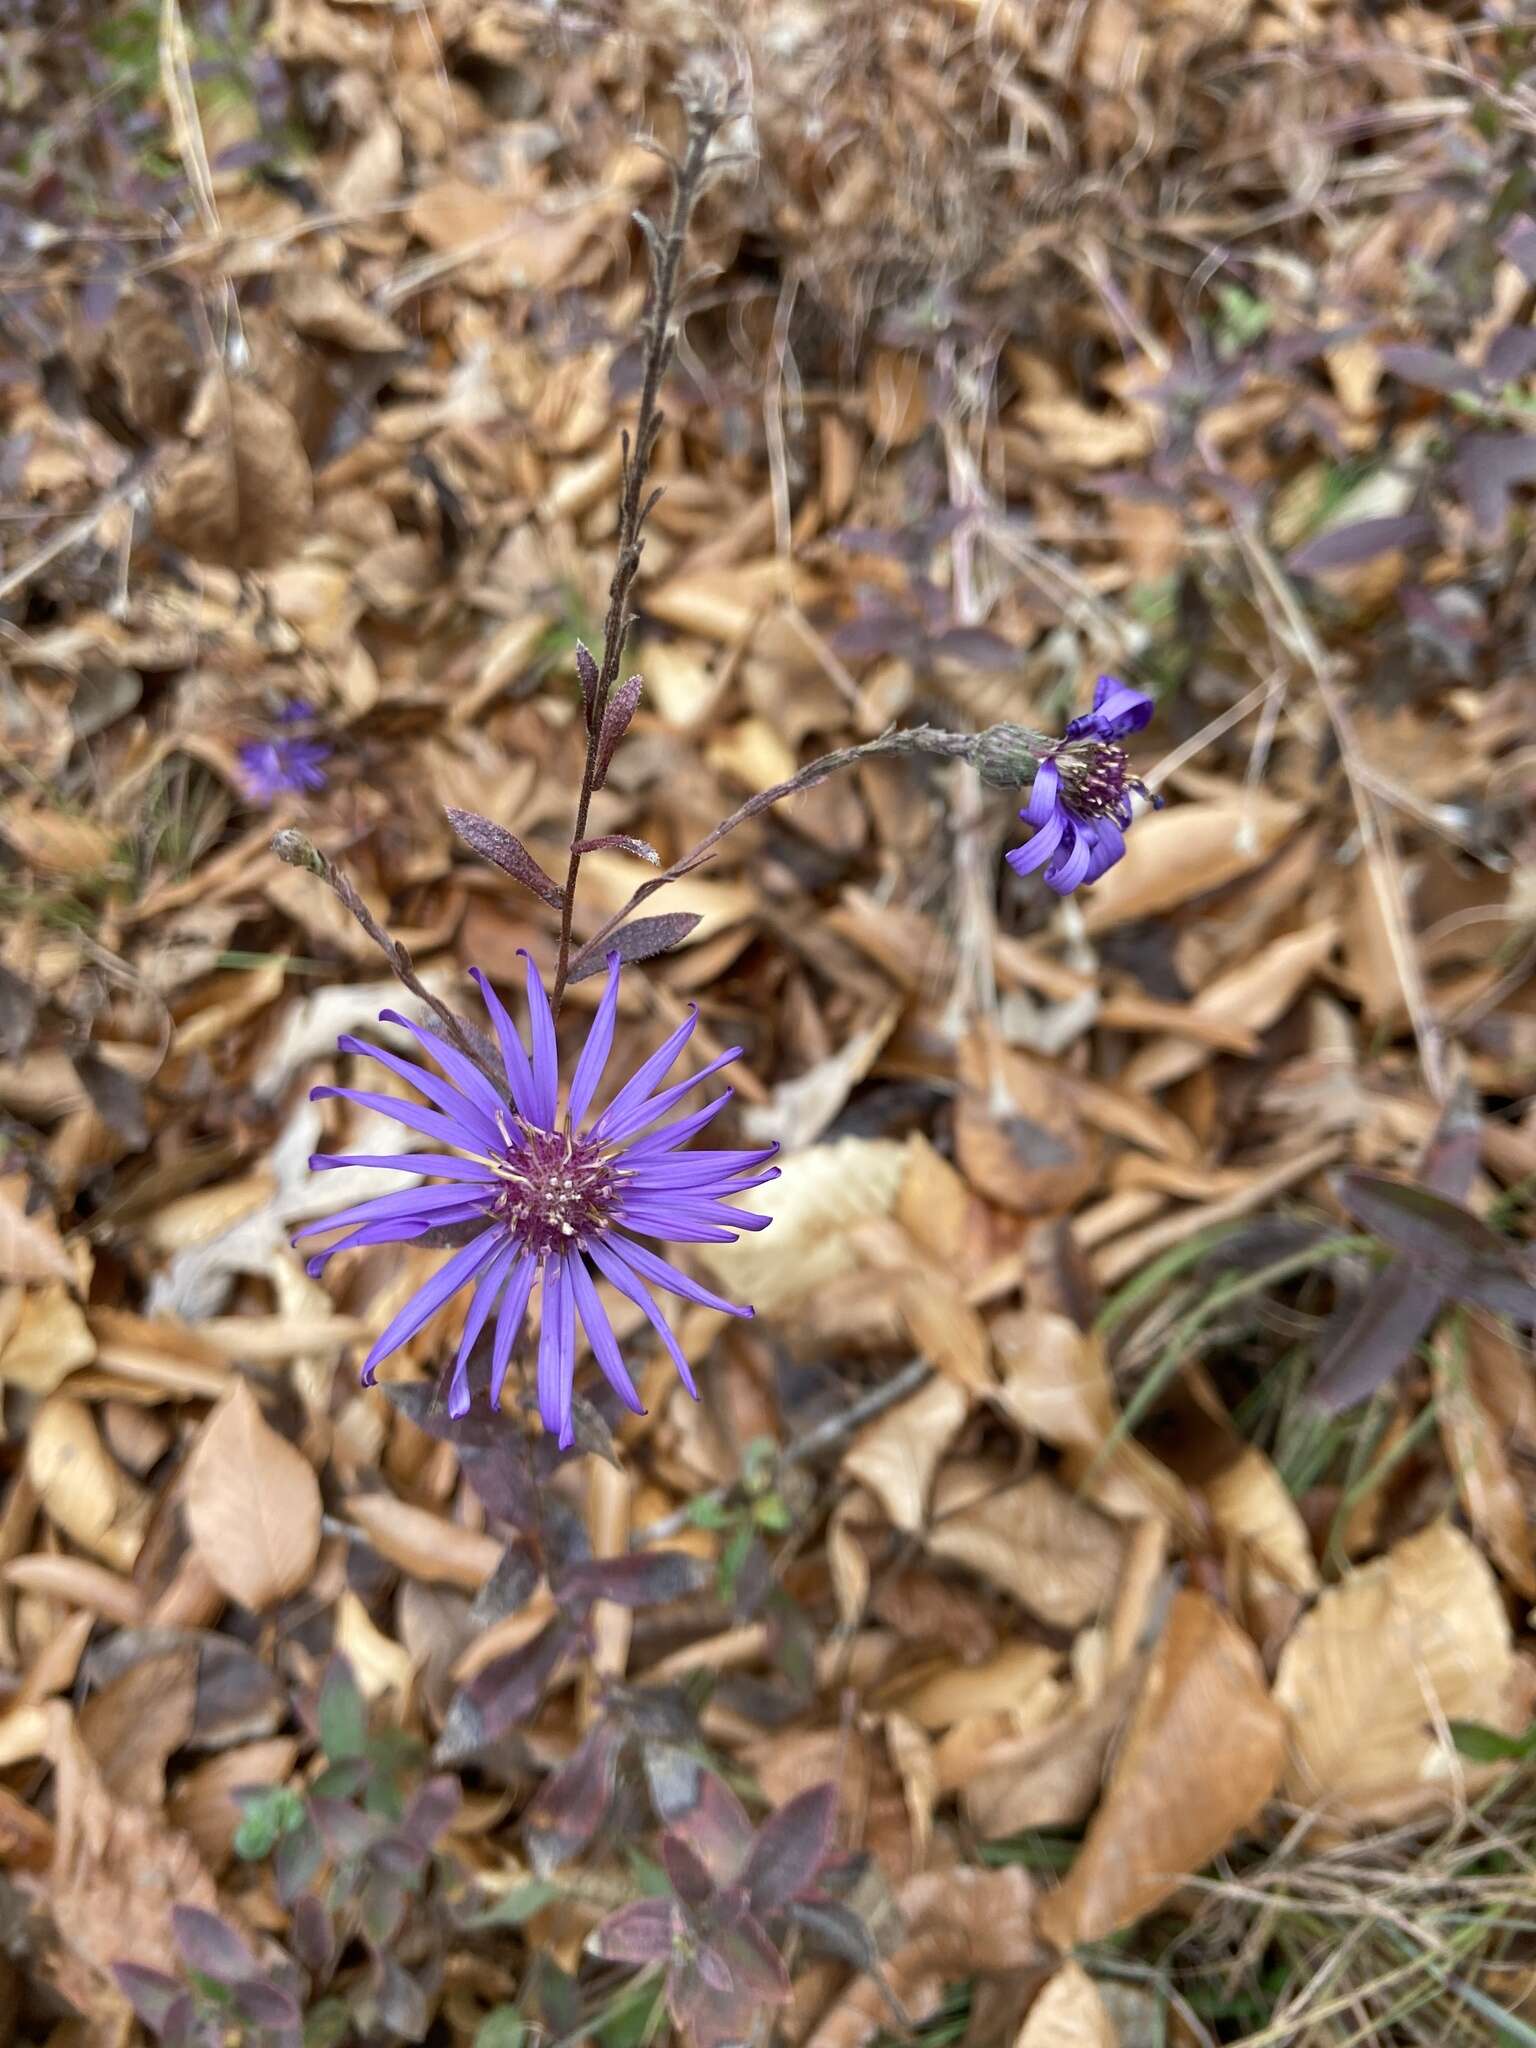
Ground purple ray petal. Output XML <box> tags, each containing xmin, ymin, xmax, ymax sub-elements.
<box><xmin>536</xmin><ymin>1256</ymin><xmax>573</xmax><ymax>1445</ymax></box>
<box><xmin>337</xmin><ymin>1034</ymin><xmax>500</xmax><ymax>1149</ymax></box>
<box><xmin>607</xmin><ymin>1235</ymin><xmax>754</xmax><ymax>1317</ymax></box>
<box><xmin>361</xmin><ymin>1228</ymin><xmax>501</xmax><ymax>1383</ymax></box>
<box><xmin>1005</xmin><ymin>809</ymin><xmax>1065</xmax><ymax>879</ymax></box>
<box><xmin>312</xmin><ymin>1083</ymin><xmax>488</xmax><ymax>1156</ymax></box>
<box><xmin>520</xmin><ymin>952</ymin><xmax>559</xmax><ymax>1127</ymax></box>
<box><xmin>567</xmin><ymin>1252</ymin><xmax>644</xmax><ymax>1415</ymax></box>
<box><xmin>598</xmin><ymin>1048</ymin><xmax>741</xmax><ymax>1147</ymax></box>
<box><xmin>491</xmin><ymin>1253</ymin><xmax>538</xmax><ymax>1409</ymax></box>
<box><xmin>447</xmin><ymin>1240</ymin><xmax>517</xmax><ymax>1416</ymax></box>
<box><xmin>617</xmin><ymin>1091</ymin><xmax>734</xmax><ymax>1159</ymax></box>
<box><xmin>1024</xmin><ymin>757</ymin><xmax>1061</xmax><ymax>828</ymax></box>
<box><xmin>308</xmin><ymin>1152</ymin><xmax>498</xmax><ymax>1180</ymax></box>
<box><xmin>586</xmin><ymin>1235</ymin><xmax>698</xmax><ymax>1398</ymax></box>
<box><xmin>294</xmin><ymin>1182</ymin><xmax>490</xmax><ymax>1242</ymax></box>
<box><xmin>1046</xmin><ymin>823</ymin><xmax>1094</xmax><ymax>893</ymax></box>
<box><xmin>378</xmin><ymin>1009</ymin><xmax>508</xmax><ymax>1129</ymax></box>
<box><xmin>469</xmin><ymin>968</ymin><xmax>539</xmax><ymax>1126</ymax></box>
<box><xmin>589</xmin><ymin>1007</ymin><xmax>699</xmax><ymax>1141</ymax></box>
<box><xmin>567</xmin><ymin>953</ymin><xmax>622</xmax><ymax>1130</ymax></box>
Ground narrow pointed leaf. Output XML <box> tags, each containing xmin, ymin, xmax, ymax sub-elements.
<box><xmin>569</xmin><ymin>912</ymin><xmax>701</xmax><ymax>983</ymax></box>
<box><xmin>445</xmin><ymin>807</ymin><xmax>564</xmax><ymax>909</ymax></box>
<box><xmin>742</xmin><ymin>1784</ymin><xmax>837</xmax><ymax>1912</ymax></box>
<box><xmin>572</xmin><ymin>834</ymin><xmax>660</xmax><ymax>864</ymax></box>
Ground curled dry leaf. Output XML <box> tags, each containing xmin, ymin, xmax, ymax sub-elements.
<box><xmin>1037</xmin><ymin>1589</ymin><xmax>1286</xmax><ymax>1949</ymax></box>
<box><xmin>345</xmin><ymin>1494</ymin><xmax>503</xmax><ymax>1590</ymax></box>
<box><xmin>78</xmin><ymin>1648</ymin><xmax>198</xmax><ymax>1809</ymax></box>
<box><xmin>183</xmin><ymin>1379</ymin><xmax>322</xmax><ymax>1612</ymax></box>
<box><xmin>0</xmin><ymin>1280</ymin><xmax>94</xmax><ymax>1393</ymax></box>
<box><xmin>1273</xmin><ymin>1520</ymin><xmax>1522</xmax><ymax>1826</ymax></box>
<box><xmin>1016</xmin><ymin>1962</ymin><xmax>1119</xmax><ymax>2048</ymax></box>
<box><xmin>155</xmin><ymin>376</ymin><xmax>314</xmax><ymax>571</ymax></box>
<box><xmin>954</xmin><ymin>1047</ymin><xmax>1100</xmax><ymax>1217</ymax></box>
<box><xmin>1081</xmin><ymin>793</ymin><xmax>1304</xmax><ymax>932</ymax></box>
<box><xmin>805</xmin><ymin>1864</ymin><xmax>1039</xmax><ymax>2048</ymax></box>
<box><xmin>842</xmin><ymin>1376</ymin><xmax>969</xmax><ymax>1534</ymax></box>
<box><xmin>0</xmin><ymin>1174</ymin><xmax>75</xmax><ymax>1284</ymax></box>
<box><xmin>27</xmin><ymin>1396</ymin><xmax>150</xmax><ymax>1572</ymax></box>
<box><xmin>928</xmin><ymin>1465</ymin><xmax>1125</xmax><ymax>1631</ymax></box>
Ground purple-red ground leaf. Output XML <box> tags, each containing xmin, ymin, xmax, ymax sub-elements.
<box><xmin>645</xmin><ymin>1750</ymin><xmax>754</xmax><ymax>1884</ymax></box>
<box><xmin>435</xmin><ymin>1622</ymin><xmax>573</xmax><ymax>1765</ymax></box>
<box><xmin>661</xmin><ymin>1831</ymin><xmax>717</xmax><ymax>1908</ymax></box>
<box><xmin>719</xmin><ymin>1916</ymin><xmax>794</xmax><ymax>2003</ymax></box>
<box><xmin>742</xmin><ymin>1783</ymin><xmax>838</xmax><ymax>1913</ymax></box>
<box><xmin>569</xmin><ymin>912</ymin><xmax>702</xmax><ymax>982</ymax></box>
<box><xmin>1333</xmin><ymin>1169</ymin><xmax>1514</xmax><ymax>1282</ymax></box>
<box><xmin>1288</xmin><ymin>514</ymin><xmax>1437</xmax><ymax>573</ymax></box>
<box><xmin>523</xmin><ymin>1719</ymin><xmax>625</xmax><ymax>1874</ymax></box>
<box><xmin>112</xmin><ymin>1963</ymin><xmax>185</xmax><ymax>2030</ymax></box>
<box><xmin>291</xmin><ymin>1894</ymin><xmax>336</xmax><ymax>1980</ymax></box>
<box><xmin>1377</xmin><ymin>344</ymin><xmax>1482</xmax><ymax>396</ymax></box>
<box><xmin>1454</xmin><ymin>433</ymin><xmax>1536</xmax><ymax>540</ymax></box>
<box><xmin>554</xmin><ymin>1548</ymin><xmax>712</xmax><ymax>1618</ymax></box>
<box><xmin>232</xmin><ymin>1978</ymin><xmax>303</xmax><ymax>2029</ymax></box>
<box><xmin>170</xmin><ymin>1904</ymin><xmax>258</xmax><ymax>1983</ymax></box>
<box><xmin>588</xmin><ymin>1897</ymin><xmax>680</xmax><ymax>1965</ymax></box>
<box><xmin>444</xmin><ymin>806</ymin><xmax>565</xmax><ymax>910</ymax></box>
<box><xmin>469</xmin><ymin>1541</ymin><xmax>542</xmax><ymax>1629</ymax></box>
<box><xmin>1309</xmin><ymin>1265</ymin><xmax>1446</xmax><ymax>1413</ymax></box>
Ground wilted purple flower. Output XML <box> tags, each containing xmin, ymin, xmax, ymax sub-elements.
<box><xmin>296</xmin><ymin>953</ymin><xmax>777</xmax><ymax>1447</ymax></box>
<box><xmin>238</xmin><ymin>702</ymin><xmax>331</xmax><ymax>804</ymax></box>
<box><xmin>1007</xmin><ymin>674</ymin><xmax>1160</xmax><ymax>894</ymax></box>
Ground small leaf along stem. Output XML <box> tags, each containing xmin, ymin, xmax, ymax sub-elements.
<box><xmin>551</xmin><ymin>88</ymin><xmax>728</xmax><ymax>1011</ymax></box>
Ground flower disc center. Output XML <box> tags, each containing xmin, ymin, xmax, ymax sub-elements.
<box><xmin>491</xmin><ymin>1126</ymin><xmax>617</xmax><ymax>1257</ymax></box>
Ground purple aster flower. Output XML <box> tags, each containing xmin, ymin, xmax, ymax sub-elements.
<box><xmin>1006</xmin><ymin>674</ymin><xmax>1160</xmax><ymax>894</ymax></box>
<box><xmin>296</xmin><ymin>953</ymin><xmax>777</xmax><ymax>1448</ymax></box>
<box><xmin>238</xmin><ymin>702</ymin><xmax>331</xmax><ymax>804</ymax></box>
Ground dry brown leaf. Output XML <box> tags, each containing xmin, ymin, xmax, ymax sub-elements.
<box><xmin>27</xmin><ymin>1396</ymin><xmax>150</xmax><ymax>1572</ymax></box>
<box><xmin>0</xmin><ymin>1174</ymin><xmax>76</xmax><ymax>1282</ymax></box>
<box><xmin>806</xmin><ymin>1864</ymin><xmax>1039</xmax><ymax>2048</ymax></box>
<box><xmin>1123</xmin><ymin>919</ymin><xmax>1340</xmax><ymax>1092</ymax></box>
<box><xmin>954</xmin><ymin>1060</ymin><xmax>1100</xmax><ymax>1216</ymax></box>
<box><xmin>1038</xmin><ymin>1590</ymin><xmax>1286</xmax><ymax>1948</ymax></box>
<box><xmin>701</xmin><ymin>1137</ymin><xmax>913</xmax><ymax>1316</ymax></box>
<box><xmin>0</xmin><ymin>803</ymin><xmax>116</xmax><ymax>878</ymax></box>
<box><xmin>155</xmin><ymin>375</ymin><xmax>314</xmax><ymax>570</ymax></box>
<box><xmin>2</xmin><ymin>1555</ymin><xmax>145</xmax><ymax>1628</ymax></box>
<box><xmin>843</xmin><ymin>1376</ymin><xmax>970</xmax><ymax>1534</ymax></box>
<box><xmin>345</xmin><ymin>1494</ymin><xmax>502</xmax><ymax>1590</ymax></box>
<box><xmin>0</xmin><ymin>1279</ymin><xmax>94</xmax><ymax>1391</ymax></box>
<box><xmin>994</xmin><ymin>1308</ymin><xmax>1116</xmax><ymax>1449</ymax></box>
<box><xmin>79</xmin><ymin>1647</ymin><xmax>198</xmax><ymax>1808</ymax></box>
<box><xmin>1433</xmin><ymin>1330</ymin><xmax>1536</xmax><ymax>1597</ymax></box>
<box><xmin>1016</xmin><ymin>1962</ymin><xmax>1119</xmax><ymax>2048</ymax></box>
<box><xmin>898</xmin><ymin>1642</ymin><xmax>1062</xmax><ymax>1734</ymax></box>
<box><xmin>1273</xmin><ymin>1520</ymin><xmax>1521</xmax><ymax>1824</ymax></box>
<box><xmin>896</xmin><ymin>1267</ymin><xmax>994</xmax><ymax>1392</ymax></box>
<box><xmin>276</xmin><ymin>271</ymin><xmax>408</xmax><ymax>350</ymax></box>
<box><xmin>183</xmin><ymin>1379</ymin><xmax>322</xmax><ymax>1611</ymax></box>
<box><xmin>928</xmin><ymin>1465</ymin><xmax>1125</xmax><ymax>1630</ymax></box>
<box><xmin>1082</xmin><ymin>794</ymin><xmax>1304</xmax><ymax>931</ymax></box>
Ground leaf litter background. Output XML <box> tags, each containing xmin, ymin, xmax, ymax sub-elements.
<box><xmin>3</xmin><ymin>2</ymin><xmax>1536</xmax><ymax>2045</ymax></box>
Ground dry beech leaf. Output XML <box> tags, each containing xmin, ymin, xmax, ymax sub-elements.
<box><xmin>1123</xmin><ymin>919</ymin><xmax>1340</xmax><ymax>1093</ymax></box>
<box><xmin>960</xmin><ymin>1668</ymin><xmax>1144</xmax><ymax>1838</ymax></box>
<box><xmin>1433</xmin><ymin>1330</ymin><xmax>1536</xmax><ymax>1598</ymax></box>
<box><xmin>1016</xmin><ymin>1962</ymin><xmax>1119</xmax><ymax>2048</ymax></box>
<box><xmin>345</xmin><ymin>1494</ymin><xmax>502</xmax><ymax>1590</ymax></box>
<box><xmin>1273</xmin><ymin>1520</ymin><xmax>1520</xmax><ymax>1825</ymax></box>
<box><xmin>806</xmin><ymin>1864</ymin><xmax>1039</xmax><ymax>2048</ymax></box>
<box><xmin>27</xmin><ymin>1396</ymin><xmax>150</xmax><ymax>1572</ymax></box>
<box><xmin>701</xmin><ymin>1137</ymin><xmax>912</xmax><ymax>1316</ymax></box>
<box><xmin>168</xmin><ymin>1736</ymin><xmax>300</xmax><ymax>1872</ymax></box>
<box><xmin>928</xmin><ymin>1465</ymin><xmax>1125</xmax><ymax>1631</ymax></box>
<box><xmin>183</xmin><ymin>1379</ymin><xmax>322</xmax><ymax>1611</ymax></box>
<box><xmin>1038</xmin><ymin>1589</ymin><xmax>1286</xmax><ymax>1949</ymax></box>
<box><xmin>0</xmin><ymin>803</ymin><xmax>116</xmax><ymax>878</ymax></box>
<box><xmin>155</xmin><ymin>376</ymin><xmax>314</xmax><ymax>570</ymax></box>
<box><xmin>275</xmin><ymin>271</ymin><xmax>407</xmax><ymax>351</ymax></box>
<box><xmin>0</xmin><ymin>1174</ymin><xmax>76</xmax><ymax>1283</ymax></box>
<box><xmin>843</xmin><ymin>1376</ymin><xmax>970</xmax><ymax>1534</ymax></box>
<box><xmin>896</xmin><ymin>1268</ymin><xmax>993</xmax><ymax>1391</ymax></box>
<box><xmin>1081</xmin><ymin>794</ymin><xmax>1303</xmax><ymax>932</ymax></box>
<box><xmin>0</xmin><ymin>1280</ymin><xmax>94</xmax><ymax>1392</ymax></box>
<box><xmin>1202</xmin><ymin>1446</ymin><xmax>1320</xmax><ymax>1597</ymax></box>
<box><xmin>78</xmin><ymin>1647</ymin><xmax>198</xmax><ymax>1808</ymax></box>
<box><xmin>955</xmin><ymin>1043</ymin><xmax>1100</xmax><ymax>1216</ymax></box>
<box><xmin>994</xmin><ymin>1308</ymin><xmax>1115</xmax><ymax>1449</ymax></box>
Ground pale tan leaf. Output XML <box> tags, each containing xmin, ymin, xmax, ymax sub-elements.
<box><xmin>700</xmin><ymin>1137</ymin><xmax>913</xmax><ymax>1316</ymax></box>
<box><xmin>0</xmin><ymin>1280</ymin><xmax>94</xmax><ymax>1391</ymax></box>
<box><xmin>1273</xmin><ymin>1520</ymin><xmax>1520</xmax><ymax>1824</ymax></box>
<box><xmin>1081</xmin><ymin>794</ymin><xmax>1304</xmax><ymax>932</ymax></box>
<box><xmin>345</xmin><ymin>1494</ymin><xmax>502</xmax><ymax>1590</ymax></box>
<box><xmin>0</xmin><ymin>804</ymin><xmax>116</xmax><ymax>879</ymax></box>
<box><xmin>27</xmin><ymin>1396</ymin><xmax>150</xmax><ymax>1571</ymax></box>
<box><xmin>1203</xmin><ymin>1446</ymin><xmax>1320</xmax><ymax>1596</ymax></box>
<box><xmin>335</xmin><ymin>1587</ymin><xmax>417</xmax><ymax>1699</ymax></box>
<box><xmin>954</xmin><ymin>1043</ymin><xmax>1100</xmax><ymax>1217</ymax></box>
<box><xmin>1016</xmin><ymin>1962</ymin><xmax>1119</xmax><ymax>2048</ymax></box>
<box><xmin>927</xmin><ymin>1465</ymin><xmax>1125</xmax><ymax>1630</ymax></box>
<box><xmin>2</xmin><ymin>1555</ymin><xmax>145</xmax><ymax>1628</ymax></box>
<box><xmin>1123</xmin><ymin>920</ymin><xmax>1340</xmax><ymax>1092</ymax></box>
<box><xmin>276</xmin><ymin>271</ymin><xmax>408</xmax><ymax>351</ymax></box>
<box><xmin>896</xmin><ymin>1268</ymin><xmax>993</xmax><ymax>1392</ymax></box>
<box><xmin>168</xmin><ymin>1737</ymin><xmax>300</xmax><ymax>1872</ymax></box>
<box><xmin>843</xmin><ymin>1376</ymin><xmax>970</xmax><ymax>1533</ymax></box>
<box><xmin>1434</xmin><ymin>1331</ymin><xmax>1536</xmax><ymax>1597</ymax></box>
<box><xmin>1038</xmin><ymin>1590</ymin><xmax>1286</xmax><ymax>1947</ymax></box>
<box><xmin>155</xmin><ymin>377</ymin><xmax>313</xmax><ymax>570</ymax></box>
<box><xmin>994</xmin><ymin>1308</ymin><xmax>1116</xmax><ymax>1450</ymax></box>
<box><xmin>898</xmin><ymin>1641</ymin><xmax>1063</xmax><ymax>1733</ymax></box>
<box><xmin>78</xmin><ymin>1647</ymin><xmax>197</xmax><ymax>1808</ymax></box>
<box><xmin>183</xmin><ymin>1379</ymin><xmax>322</xmax><ymax>1611</ymax></box>
<box><xmin>0</xmin><ymin>1178</ymin><xmax>77</xmax><ymax>1284</ymax></box>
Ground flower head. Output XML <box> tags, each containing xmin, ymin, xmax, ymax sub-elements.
<box><xmin>1006</xmin><ymin>674</ymin><xmax>1159</xmax><ymax>894</ymax></box>
<box><xmin>238</xmin><ymin>702</ymin><xmax>331</xmax><ymax>804</ymax></box>
<box><xmin>296</xmin><ymin>954</ymin><xmax>777</xmax><ymax>1447</ymax></box>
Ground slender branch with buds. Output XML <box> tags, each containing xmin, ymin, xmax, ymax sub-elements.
<box><xmin>551</xmin><ymin>88</ymin><xmax>729</xmax><ymax>1010</ymax></box>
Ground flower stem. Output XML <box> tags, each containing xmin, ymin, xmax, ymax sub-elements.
<box><xmin>552</xmin><ymin>86</ymin><xmax>728</xmax><ymax>1011</ymax></box>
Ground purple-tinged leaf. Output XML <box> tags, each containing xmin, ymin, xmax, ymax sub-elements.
<box><xmin>718</xmin><ymin>1916</ymin><xmax>793</xmax><ymax>2003</ymax></box>
<box><xmin>569</xmin><ymin>912</ymin><xmax>701</xmax><ymax>983</ymax></box>
<box><xmin>1457</xmin><ymin>1261</ymin><xmax>1536</xmax><ymax>1320</ymax></box>
<box><xmin>311</xmin><ymin>1795</ymin><xmax>388</xmax><ymax>1861</ymax></box>
<box><xmin>587</xmin><ymin>1897</ymin><xmax>681</xmax><ymax>1965</ymax></box>
<box><xmin>554</xmin><ymin>1549</ymin><xmax>711</xmax><ymax>1619</ymax></box>
<box><xmin>1378</xmin><ymin>344</ymin><xmax>1482</xmax><ymax>397</ymax></box>
<box><xmin>523</xmin><ymin>1719</ymin><xmax>625</xmax><ymax>1874</ymax></box>
<box><xmin>112</xmin><ymin>1963</ymin><xmax>185</xmax><ymax>2029</ymax></box>
<box><xmin>359</xmin><ymin>1865</ymin><xmax>408</xmax><ymax>1947</ymax></box>
<box><xmin>1309</xmin><ymin>1266</ymin><xmax>1446</xmax><ymax>1414</ymax></box>
<box><xmin>160</xmin><ymin>1992</ymin><xmax>201</xmax><ymax>2048</ymax></box>
<box><xmin>402</xmin><ymin>1772</ymin><xmax>462</xmax><ymax>1853</ymax></box>
<box><xmin>274</xmin><ymin>1811</ymin><xmax>325</xmax><ymax>1904</ymax></box>
<box><xmin>232</xmin><ymin>1979</ymin><xmax>302</xmax><ymax>2028</ymax></box>
<box><xmin>171</xmin><ymin>1905</ymin><xmax>258</xmax><ymax>1983</ymax></box>
<box><xmin>572</xmin><ymin>833</ymin><xmax>661</xmax><ymax>864</ymax></box>
<box><xmin>444</xmin><ymin>806</ymin><xmax>565</xmax><ymax>910</ymax></box>
<box><xmin>1454</xmin><ymin>433</ymin><xmax>1536</xmax><ymax>540</ymax></box>
<box><xmin>435</xmin><ymin>1622</ymin><xmax>574</xmax><ymax>1765</ymax></box>
<box><xmin>1486</xmin><ymin>326</ymin><xmax>1536</xmax><ymax>386</ymax></box>
<box><xmin>469</xmin><ymin>1541</ymin><xmax>542</xmax><ymax>1629</ymax></box>
<box><xmin>575</xmin><ymin>640</ymin><xmax>600</xmax><ymax>724</ymax></box>
<box><xmin>785</xmin><ymin>1896</ymin><xmax>884</xmax><ymax>1974</ymax></box>
<box><xmin>1288</xmin><ymin>513</ymin><xmax>1437</xmax><ymax>573</ymax></box>
<box><xmin>592</xmin><ymin>675</ymin><xmax>643</xmax><ymax>789</ymax></box>
<box><xmin>1502</xmin><ymin>217</ymin><xmax>1536</xmax><ymax>284</ymax></box>
<box><xmin>929</xmin><ymin>626</ymin><xmax>1021</xmax><ymax>667</ymax></box>
<box><xmin>1333</xmin><ymin>1170</ymin><xmax>1512</xmax><ymax>1279</ymax></box>
<box><xmin>380</xmin><ymin>1381</ymin><xmax>540</xmax><ymax>1528</ymax></box>
<box><xmin>742</xmin><ymin>1784</ymin><xmax>837</xmax><ymax>1913</ymax></box>
<box><xmin>373</xmin><ymin>1953</ymin><xmax>431</xmax><ymax>2040</ymax></box>
<box><xmin>661</xmin><ymin>1832</ymin><xmax>716</xmax><ymax>1908</ymax></box>
<box><xmin>317</xmin><ymin>1653</ymin><xmax>367</xmax><ymax>1762</ymax></box>
<box><xmin>290</xmin><ymin>1894</ymin><xmax>336</xmax><ymax>1979</ymax></box>
<box><xmin>645</xmin><ymin>1750</ymin><xmax>753</xmax><ymax>1884</ymax></box>
<box><xmin>828</xmin><ymin>610</ymin><xmax>920</xmax><ymax>660</ymax></box>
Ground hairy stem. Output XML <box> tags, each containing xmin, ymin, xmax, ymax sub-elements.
<box><xmin>567</xmin><ymin>723</ymin><xmax>1032</xmax><ymax>982</ymax></box>
<box><xmin>552</xmin><ymin>88</ymin><xmax>727</xmax><ymax>1009</ymax></box>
